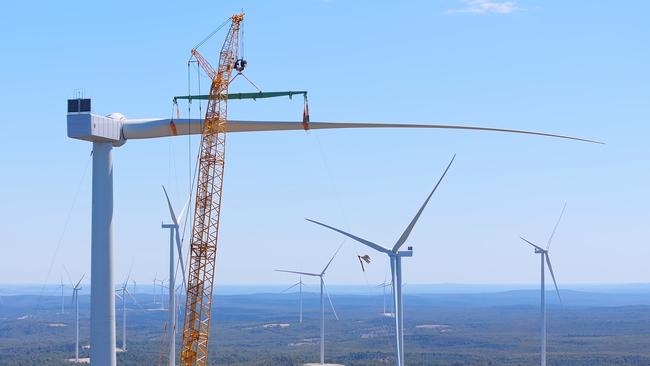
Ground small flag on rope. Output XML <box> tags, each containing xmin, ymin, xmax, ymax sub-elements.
<box><xmin>302</xmin><ymin>96</ymin><xmax>310</xmax><ymax>131</ymax></box>
<box><xmin>357</xmin><ymin>254</ymin><xmax>371</xmax><ymax>272</ymax></box>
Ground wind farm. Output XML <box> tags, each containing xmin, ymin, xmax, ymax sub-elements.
<box><xmin>2</xmin><ymin>2</ymin><xmax>650</xmax><ymax>366</ymax></box>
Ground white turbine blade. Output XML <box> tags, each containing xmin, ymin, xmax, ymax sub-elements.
<box><xmin>323</xmin><ymin>281</ymin><xmax>339</xmax><ymax>320</ymax></box>
<box><xmin>75</xmin><ymin>274</ymin><xmax>85</xmax><ymax>289</ymax></box>
<box><xmin>162</xmin><ymin>185</ymin><xmax>179</xmax><ymax>226</ymax></box>
<box><xmin>519</xmin><ymin>236</ymin><xmax>545</xmax><ymax>251</ymax></box>
<box><xmin>177</xmin><ymin>196</ymin><xmax>191</xmax><ymax>225</ymax></box>
<box><xmin>392</xmin><ymin>154</ymin><xmax>455</xmax><ymax>252</ymax></box>
<box><xmin>122</xmin><ymin>118</ymin><xmax>602</xmax><ymax>144</ymax></box>
<box><xmin>175</xmin><ymin>230</ymin><xmax>187</xmax><ymax>285</ymax></box>
<box><xmin>321</xmin><ymin>244</ymin><xmax>343</xmax><ymax>275</ymax></box>
<box><xmin>282</xmin><ymin>282</ymin><xmax>301</xmax><ymax>293</ymax></box>
<box><xmin>123</xmin><ymin>266</ymin><xmax>132</xmax><ymax>287</ymax></box>
<box><xmin>546</xmin><ymin>202</ymin><xmax>567</xmax><ymax>251</ymax></box>
<box><xmin>63</xmin><ymin>266</ymin><xmax>75</xmax><ymax>288</ymax></box>
<box><xmin>275</xmin><ymin>269</ymin><xmax>321</xmax><ymax>277</ymax></box>
<box><xmin>545</xmin><ymin>253</ymin><xmax>562</xmax><ymax>303</ymax></box>
<box><xmin>125</xmin><ymin>289</ymin><xmax>139</xmax><ymax>306</ymax></box>
<box><xmin>306</xmin><ymin>219</ymin><xmax>390</xmax><ymax>254</ymax></box>
<box><xmin>115</xmin><ymin>292</ymin><xmax>123</xmax><ymax>300</ymax></box>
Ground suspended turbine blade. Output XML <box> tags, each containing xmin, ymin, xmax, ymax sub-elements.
<box><xmin>547</xmin><ymin>202</ymin><xmax>567</xmax><ymax>251</ymax></box>
<box><xmin>306</xmin><ymin>219</ymin><xmax>390</xmax><ymax>254</ymax></box>
<box><xmin>281</xmin><ymin>282</ymin><xmax>301</xmax><ymax>293</ymax></box>
<box><xmin>545</xmin><ymin>253</ymin><xmax>562</xmax><ymax>303</ymax></box>
<box><xmin>393</xmin><ymin>154</ymin><xmax>455</xmax><ymax>252</ymax></box>
<box><xmin>323</xmin><ymin>281</ymin><xmax>339</xmax><ymax>321</ymax></box>
<box><xmin>519</xmin><ymin>236</ymin><xmax>545</xmax><ymax>252</ymax></box>
<box><xmin>275</xmin><ymin>269</ymin><xmax>321</xmax><ymax>277</ymax></box>
<box><xmin>321</xmin><ymin>244</ymin><xmax>344</xmax><ymax>276</ymax></box>
<box><xmin>162</xmin><ymin>185</ymin><xmax>179</xmax><ymax>226</ymax></box>
<box><xmin>122</xmin><ymin>119</ymin><xmax>603</xmax><ymax>144</ymax></box>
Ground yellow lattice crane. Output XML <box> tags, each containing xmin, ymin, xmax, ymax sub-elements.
<box><xmin>180</xmin><ymin>13</ymin><xmax>244</xmax><ymax>365</ymax></box>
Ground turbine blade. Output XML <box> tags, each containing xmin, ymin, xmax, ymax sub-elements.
<box><xmin>75</xmin><ymin>274</ymin><xmax>85</xmax><ymax>289</ymax></box>
<box><xmin>177</xmin><ymin>196</ymin><xmax>191</xmax><ymax>225</ymax></box>
<box><xmin>321</xmin><ymin>244</ymin><xmax>343</xmax><ymax>275</ymax></box>
<box><xmin>519</xmin><ymin>236</ymin><xmax>544</xmax><ymax>251</ymax></box>
<box><xmin>162</xmin><ymin>185</ymin><xmax>179</xmax><ymax>226</ymax></box>
<box><xmin>124</xmin><ymin>264</ymin><xmax>133</xmax><ymax>287</ymax></box>
<box><xmin>175</xmin><ymin>229</ymin><xmax>187</xmax><ymax>285</ymax></box>
<box><xmin>275</xmin><ymin>269</ymin><xmax>320</xmax><ymax>277</ymax></box>
<box><xmin>393</xmin><ymin>154</ymin><xmax>455</xmax><ymax>252</ymax></box>
<box><xmin>306</xmin><ymin>219</ymin><xmax>390</xmax><ymax>254</ymax></box>
<box><xmin>323</xmin><ymin>281</ymin><xmax>339</xmax><ymax>320</ymax></box>
<box><xmin>282</xmin><ymin>282</ymin><xmax>300</xmax><ymax>293</ymax></box>
<box><xmin>545</xmin><ymin>253</ymin><xmax>562</xmax><ymax>303</ymax></box>
<box><xmin>547</xmin><ymin>202</ymin><xmax>567</xmax><ymax>251</ymax></box>
<box><xmin>63</xmin><ymin>266</ymin><xmax>74</xmax><ymax>288</ymax></box>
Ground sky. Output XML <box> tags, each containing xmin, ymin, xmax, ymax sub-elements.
<box><xmin>0</xmin><ymin>0</ymin><xmax>648</xmax><ymax>288</ymax></box>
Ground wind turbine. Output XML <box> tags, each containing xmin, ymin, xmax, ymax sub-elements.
<box><xmin>156</xmin><ymin>278</ymin><xmax>167</xmax><ymax>310</ymax></box>
<box><xmin>60</xmin><ymin>279</ymin><xmax>66</xmax><ymax>315</ymax></box>
<box><xmin>116</xmin><ymin>273</ymin><xmax>136</xmax><ymax>352</ymax></box>
<box><xmin>276</xmin><ymin>246</ymin><xmax>342</xmax><ymax>365</ymax></box>
<box><xmin>308</xmin><ymin>155</ymin><xmax>455</xmax><ymax>366</ymax></box>
<box><xmin>377</xmin><ymin>275</ymin><xmax>393</xmax><ymax>316</ymax></box>
<box><xmin>161</xmin><ymin>185</ymin><xmax>189</xmax><ymax>366</ymax></box>
<box><xmin>520</xmin><ymin>203</ymin><xmax>566</xmax><ymax>366</ymax></box>
<box><xmin>152</xmin><ymin>275</ymin><xmax>158</xmax><ymax>306</ymax></box>
<box><xmin>281</xmin><ymin>275</ymin><xmax>305</xmax><ymax>323</ymax></box>
<box><xmin>71</xmin><ymin>274</ymin><xmax>85</xmax><ymax>363</ymax></box>
<box><xmin>66</xmin><ymin>93</ymin><xmax>598</xmax><ymax>365</ymax></box>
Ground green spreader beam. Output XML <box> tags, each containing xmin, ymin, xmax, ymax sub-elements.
<box><xmin>173</xmin><ymin>91</ymin><xmax>307</xmax><ymax>103</ymax></box>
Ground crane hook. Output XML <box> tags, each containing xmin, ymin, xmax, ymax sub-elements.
<box><xmin>234</xmin><ymin>58</ymin><xmax>247</xmax><ymax>72</ymax></box>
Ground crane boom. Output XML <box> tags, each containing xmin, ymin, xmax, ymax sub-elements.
<box><xmin>180</xmin><ymin>13</ymin><xmax>244</xmax><ymax>365</ymax></box>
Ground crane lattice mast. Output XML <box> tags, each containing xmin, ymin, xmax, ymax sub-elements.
<box><xmin>180</xmin><ymin>13</ymin><xmax>244</xmax><ymax>365</ymax></box>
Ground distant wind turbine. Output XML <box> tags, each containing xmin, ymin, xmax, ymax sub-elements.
<box><xmin>281</xmin><ymin>275</ymin><xmax>305</xmax><ymax>323</ymax></box>
<box><xmin>71</xmin><ymin>274</ymin><xmax>85</xmax><ymax>363</ymax></box>
<box><xmin>377</xmin><ymin>274</ymin><xmax>393</xmax><ymax>316</ymax></box>
<box><xmin>60</xmin><ymin>279</ymin><xmax>66</xmax><ymax>315</ymax></box>
<box><xmin>116</xmin><ymin>273</ymin><xmax>136</xmax><ymax>352</ymax></box>
<box><xmin>308</xmin><ymin>155</ymin><xmax>455</xmax><ymax>366</ymax></box>
<box><xmin>161</xmin><ymin>185</ymin><xmax>189</xmax><ymax>366</ymax></box>
<box><xmin>520</xmin><ymin>203</ymin><xmax>566</xmax><ymax>366</ymax></box>
<box><xmin>276</xmin><ymin>245</ymin><xmax>342</xmax><ymax>365</ymax></box>
<box><xmin>152</xmin><ymin>275</ymin><xmax>158</xmax><ymax>306</ymax></box>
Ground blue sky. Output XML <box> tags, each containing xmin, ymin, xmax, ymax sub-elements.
<box><xmin>0</xmin><ymin>1</ymin><xmax>648</xmax><ymax>287</ymax></box>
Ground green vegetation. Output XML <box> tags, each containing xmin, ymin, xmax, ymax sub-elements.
<box><xmin>1</xmin><ymin>292</ymin><xmax>649</xmax><ymax>365</ymax></box>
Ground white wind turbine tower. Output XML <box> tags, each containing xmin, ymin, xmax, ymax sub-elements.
<box><xmin>276</xmin><ymin>246</ymin><xmax>342</xmax><ymax>365</ymax></box>
<box><xmin>116</xmin><ymin>274</ymin><xmax>136</xmax><ymax>352</ymax></box>
<box><xmin>71</xmin><ymin>274</ymin><xmax>85</xmax><ymax>363</ymax></box>
<box><xmin>520</xmin><ymin>203</ymin><xmax>566</xmax><ymax>366</ymax></box>
<box><xmin>308</xmin><ymin>155</ymin><xmax>455</xmax><ymax>366</ymax></box>
<box><xmin>162</xmin><ymin>185</ymin><xmax>189</xmax><ymax>366</ymax></box>
<box><xmin>281</xmin><ymin>275</ymin><xmax>305</xmax><ymax>323</ymax></box>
